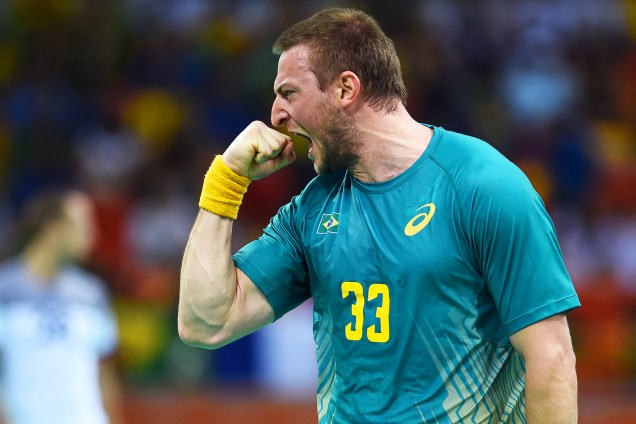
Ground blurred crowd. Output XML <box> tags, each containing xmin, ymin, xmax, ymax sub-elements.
<box><xmin>0</xmin><ymin>0</ymin><xmax>635</xmax><ymax>392</ymax></box>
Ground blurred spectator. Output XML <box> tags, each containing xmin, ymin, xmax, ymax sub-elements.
<box><xmin>0</xmin><ymin>189</ymin><xmax>123</xmax><ymax>424</ymax></box>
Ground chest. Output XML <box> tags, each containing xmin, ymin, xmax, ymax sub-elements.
<box><xmin>302</xmin><ymin>179</ymin><xmax>486</xmax><ymax>352</ymax></box>
<box><xmin>304</xmin><ymin>180</ymin><xmax>474</xmax><ymax>287</ymax></box>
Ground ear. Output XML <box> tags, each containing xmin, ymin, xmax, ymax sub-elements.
<box><xmin>334</xmin><ymin>71</ymin><xmax>361</xmax><ymax>108</ymax></box>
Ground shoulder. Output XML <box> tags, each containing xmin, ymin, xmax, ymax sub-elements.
<box><xmin>0</xmin><ymin>258</ymin><xmax>20</xmax><ymax>276</ymax></box>
<box><xmin>430</xmin><ymin>127</ymin><xmax>535</xmax><ymax>200</ymax></box>
<box><xmin>0</xmin><ymin>258</ymin><xmax>24</xmax><ymax>290</ymax></box>
<box><xmin>60</xmin><ymin>266</ymin><xmax>111</xmax><ymax>306</ymax></box>
<box><xmin>0</xmin><ymin>258</ymin><xmax>24</xmax><ymax>302</ymax></box>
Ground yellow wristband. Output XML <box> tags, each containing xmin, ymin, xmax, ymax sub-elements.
<box><xmin>199</xmin><ymin>156</ymin><xmax>251</xmax><ymax>219</ymax></box>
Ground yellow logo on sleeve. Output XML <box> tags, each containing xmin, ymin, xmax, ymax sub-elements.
<box><xmin>404</xmin><ymin>203</ymin><xmax>436</xmax><ymax>236</ymax></box>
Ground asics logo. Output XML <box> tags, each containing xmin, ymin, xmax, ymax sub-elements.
<box><xmin>404</xmin><ymin>203</ymin><xmax>436</xmax><ymax>236</ymax></box>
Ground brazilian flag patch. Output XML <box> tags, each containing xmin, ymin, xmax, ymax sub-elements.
<box><xmin>317</xmin><ymin>213</ymin><xmax>340</xmax><ymax>234</ymax></box>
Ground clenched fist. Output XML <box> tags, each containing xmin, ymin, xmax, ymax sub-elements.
<box><xmin>222</xmin><ymin>121</ymin><xmax>296</xmax><ymax>180</ymax></box>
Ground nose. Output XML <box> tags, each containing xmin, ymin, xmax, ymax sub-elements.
<box><xmin>271</xmin><ymin>97</ymin><xmax>290</xmax><ymax>128</ymax></box>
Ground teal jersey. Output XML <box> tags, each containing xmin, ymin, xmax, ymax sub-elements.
<box><xmin>234</xmin><ymin>126</ymin><xmax>580</xmax><ymax>423</ymax></box>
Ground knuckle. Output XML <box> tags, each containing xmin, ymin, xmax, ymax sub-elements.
<box><xmin>259</xmin><ymin>143</ymin><xmax>272</xmax><ymax>156</ymax></box>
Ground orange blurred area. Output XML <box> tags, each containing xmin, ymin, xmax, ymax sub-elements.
<box><xmin>119</xmin><ymin>384</ymin><xmax>636</xmax><ymax>424</ymax></box>
<box><xmin>570</xmin><ymin>276</ymin><xmax>636</xmax><ymax>381</ymax></box>
<box><xmin>123</xmin><ymin>390</ymin><xmax>316</xmax><ymax>424</ymax></box>
<box><xmin>579</xmin><ymin>382</ymin><xmax>636</xmax><ymax>424</ymax></box>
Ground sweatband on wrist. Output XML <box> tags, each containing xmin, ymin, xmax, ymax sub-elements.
<box><xmin>199</xmin><ymin>156</ymin><xmax>251</xmax><ymax>219</ymax></box>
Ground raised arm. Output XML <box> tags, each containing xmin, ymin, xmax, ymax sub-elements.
<box><xmin>178</xmin><ymin>121</ymin><xmax>296</xmax><ymax>349</ymax></box>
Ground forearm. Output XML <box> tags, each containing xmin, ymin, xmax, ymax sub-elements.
<box><xmin>178</xmin><ymin>209</ymin><xmax>238</xmax><ymax>347</ymax></box>
<box><xmin>100</xmin><ymin>359</ymin><xmax>125</xmax><ymax>424</ymax></box>
<box><xmin>178</xmin><ymin>122</ymin><xmax>293</xmax><ymax>348</ymax></box>
<box><xmin>524</xmin><ymin>354</ymin><xmax>578</xmax><ymax>423</ymax></box>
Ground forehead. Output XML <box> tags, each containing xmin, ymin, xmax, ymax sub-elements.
<box><xmin>274</xmin><ymin>45</ymin><xmax>318</xmax><ymax>90</ymax></box>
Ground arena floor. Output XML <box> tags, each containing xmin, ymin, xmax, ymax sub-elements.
<box><xmin>122</xmin><ymin>381</ymin><xmax>636</xmax><ymax>423</ymax></box>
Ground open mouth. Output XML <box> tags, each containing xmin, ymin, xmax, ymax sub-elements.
<box><xmin>291</xmin><ymin>131</ymin><xmax>314</xmax><ymax>159</ymax></box>
<box><xmin>291</xmin><ymin>132</ymin><xmax>312</xmax><ymax>144</ymax></box>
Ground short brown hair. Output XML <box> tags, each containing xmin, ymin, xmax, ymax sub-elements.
<box><xmin>273</xmin><ymin>8</ymin><xmax>407</xmax><ymax>112</ymax></box>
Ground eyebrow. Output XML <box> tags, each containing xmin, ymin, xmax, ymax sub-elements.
<box><xmin>274</xmin><ymin>81</ymin><xmax>292</xmax><ymax>96</ymax></box>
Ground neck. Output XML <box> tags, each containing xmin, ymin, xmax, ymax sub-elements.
<box><xmin>347</xmin><ymin>104</ymin><xmax>432</xmax><ymax>183</ymax></box>
<box><xmin>23</xmin><ymin>239</ymin><xmax>63</xmax><ymax>282</ymax></box>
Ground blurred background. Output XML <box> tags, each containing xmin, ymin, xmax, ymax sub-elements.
<box><xmin>0</xmin><ymin>0</ymin><xmax>635</xmax><ymax>422</ymax></box>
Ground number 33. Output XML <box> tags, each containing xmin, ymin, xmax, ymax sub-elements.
<box><xmin>341</xmin><ymin>282</ymin><xmax>390</xmax><ymax>343</ymax></box>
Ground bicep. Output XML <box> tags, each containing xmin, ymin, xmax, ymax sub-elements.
<box><xmin>232</xmin><ymin>202</ymin><xmax>311</xmax><ymax>319</ymax></box>
<box><xmin>202</xmin><ymin>264</ymin><xmax>286</xmax><ymax>349</ymax></box>
<box><xmin>225</xmin><ymin>268</ymin><xmax>276</xmax><ymax>339</ymax></box>
<box><xmin>509</xmin><ymin>314</ymin><xmax>574</xmax><ymax>361</ymax></box>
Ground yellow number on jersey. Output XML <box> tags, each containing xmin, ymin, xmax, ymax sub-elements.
<box><xmin>367</xmin><ymin>283</ymin><xmax>390</xmax><ymax>342</ymax></box>
<box><xmin>341</xmin><ymin>281</ymin><xmax>365</xmax><ymax>341</ymax></box>
<box><xmin>341</xmin><ymin>282</ymin><xmax>390</xmax><ymax>343</ymax></box>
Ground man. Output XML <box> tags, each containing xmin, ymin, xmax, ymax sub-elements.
<box><xmin>0</xmin><ymin>190</ymin><xmax>123</xmax><ymax>424</ymax></box>
<box><xmin>179</xmin><ymin>8</ymin><xmax>579</xmax><ymax>423</ymax></box>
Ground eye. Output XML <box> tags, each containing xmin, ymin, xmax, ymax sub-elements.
<box><xmin>281</xmin><ymin>90</ymin><xmax>294</xmax><ymax>100</ymax></box>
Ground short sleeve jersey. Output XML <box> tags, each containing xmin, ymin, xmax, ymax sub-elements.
<box><xmin>234</xmin><ymin>126</ymin><xmax>580</xmax><ymax>423</ymax></box>
<box><xmin>0</xmin><ymin>259</ymin><xmax>118</xmax><ymax>424</ymax></box>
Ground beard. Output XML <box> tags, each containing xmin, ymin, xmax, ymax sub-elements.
<box><xmin>314</xmin><ymin>103</ymin><xmax>362</xmax><ymax>175</ymax></box>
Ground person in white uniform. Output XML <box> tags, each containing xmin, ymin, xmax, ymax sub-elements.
<box><xmin>0</xmin><ymin>189</ymin><xmax>123</xmax><ymax>424</ymax></box>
